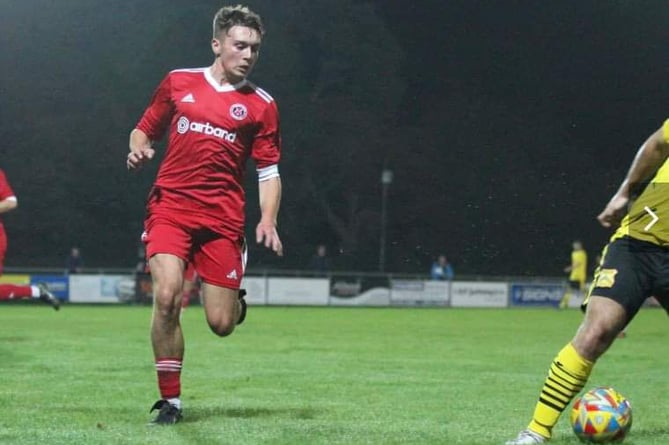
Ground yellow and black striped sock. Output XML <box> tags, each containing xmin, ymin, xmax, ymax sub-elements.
<box><xmin>528</xmin><ymin>343</ymin><xmax>593</xmax><ymax>439</ymax></box>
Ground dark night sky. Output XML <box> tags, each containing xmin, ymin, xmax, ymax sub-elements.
<box><xmin>2</xmin><ymin>1</ymin><xmax>669</xmax><ymax>276</ymax></box>
<box><xmin>375</xmin><ymin>1</ymin><xmax>669</xmax><ymax>274</ymax></box>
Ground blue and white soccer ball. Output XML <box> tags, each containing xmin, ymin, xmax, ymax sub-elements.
<box><xmin>570</xmin><ymin>387</ymin><xmax>632</xmax><ymax>443</ymax></box>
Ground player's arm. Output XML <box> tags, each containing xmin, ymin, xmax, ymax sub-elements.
<box><xmin>127</xmin><ymin>73</ymin><xmax>174</xmax><ymax>170</ymax></box>
<box><xmin>0</xmin><ymin>197</ymin><xmax>17</xmax><ymax>214</ymax></box>
<box><xmin>565</xmin><ymin>261</ymin><xmax>580</xmax><ymax>274</ymax></box>
<box><xmin>127</xmin><ymin>129</ymin><xmax>155</xmax><ymax>170</ymax></box>
<box><xmin>598</xmin><ymin>124</ymin><xmax>669</xmax><ymax>228</ymax></box>
<box><xmin>256</xmin><ymin>171</ymin><xmax>283</xmax><ymax>256</ymax></box>
<box><xmin>251</xmin><ymin>97</ymin><xmax>282</xmax><ymax>255</ymax></box>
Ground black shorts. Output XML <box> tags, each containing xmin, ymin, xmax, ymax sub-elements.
<box><xmin>568</xmin><ymin>280</ymin><xmax>582</xmax><ymax>290</ymax></box>
<box><xmin>584</xmin><ymin>236</ymin><xmax>669</xmax><ymax>316</ymax></box>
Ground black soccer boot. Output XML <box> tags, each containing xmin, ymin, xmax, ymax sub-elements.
<box><xmin>237</xmin><ymin>288</ymin><xmax>247</xmax><ymax>325</ymax></box>
<box><xmin>149</xmin><ymin>399</ymin><xmax>182</xmax><ymax>425</ymax></box>
<box><xmin>38</xmin><ymin>283</ymin><xmax>60</xmax><ymax>311</ymax></box>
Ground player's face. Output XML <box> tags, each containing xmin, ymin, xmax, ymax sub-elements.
<box><xmin>212</xmin><ymin>25</ymin><xmax>261</xmax><ymax>84</ymax></box>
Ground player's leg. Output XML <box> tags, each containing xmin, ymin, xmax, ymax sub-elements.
<box><xmin>0</xmin><ymin>283</ymin><xmax>33</xmax><ymax>299</ymax></box>
<box><xmin>0</xmin><ymin>234</ymin><xmax>58</xmax><ymax>309</ymax></box>
<box><xmin>507</xmin><ymin>238</ymin><xmax>646</xmax><ymax>444</ymax></box>
<box><xmin>142</xmin><ymin>218</ymin><xmax>192</xmax><ymax>425</ymax></box>
<box><xmin>149</xmin><ymin>253</ymin><xmax>186</xmax><ymax>355</ymax></box>
<box><xmin>558</xmin><ymin>281</ymin><xmax>576</xmax><ymax>309</ymax></box>
<box><xmin>196</xmin><ymin>235</ymin><xmax>247</xmax><ymax>336</ymax></box>
<box><xmin>148</xmin><ymin>253</ymin><xmax>185</xmax><ymax>424</ymax></box>
<box><xmin>201</xmin><ymin>284</ymin><xmax>242</xmax><ymax>336</ymax></box>
<box><xmin>0</xmin><ymin>283</ymin><xmax>60</xmax><ymax>310</ymax></box>
<box><xmin>650</xmin><ymin>266</ymin><xmax>669</xmax><ymax>324</ymax></box>
<box><xmin>506</xmin><ymin>297</ymin><xmax>629</xmax><ymax>444</ymax></box>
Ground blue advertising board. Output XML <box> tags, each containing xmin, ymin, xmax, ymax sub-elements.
<box><xmin>30</xmin><ymin>275</ymin><xmax>69</xmax><ymax>301</ymax></box>
<box><xmin>510</xmin><ymin>283</ymin><xmax>564</xmax><ymax>307</ymax></box>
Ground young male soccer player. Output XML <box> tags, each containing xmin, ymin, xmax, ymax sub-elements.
<box><xmin>0</xmin><ymin>169</ymin><xmax>59</xmax><ymax>310</ymax></box>
<box><xmin>127</xmin><ymin>5</ymin><xmax>282</xmax><ymax>424</ymax></box>
<box><xmin>506</xmin><ymin>120</ymin><xmax>669</xmax><ymax>443</ymax></box>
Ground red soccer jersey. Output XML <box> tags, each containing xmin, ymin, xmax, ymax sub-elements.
<box><xmin>136</xmin><ymin>67</ymin><xmax>281</xmax><ymax>238</ymax></box>
<box><xmin>0</xmin><ymin>169</ymin><xmax>16</xmax><ymax>228</ymax></box>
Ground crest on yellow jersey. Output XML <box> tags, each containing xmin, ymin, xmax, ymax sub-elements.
<box><xmin>595</xmin><ymin>268</ymin><xmax>618</xmax><ymax>288</ymax></box>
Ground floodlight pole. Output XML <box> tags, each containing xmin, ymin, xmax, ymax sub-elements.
<box><xmin>379</xmin><ymin>168</ymin><xmax>393</xmax><ymax>272</ymax></box>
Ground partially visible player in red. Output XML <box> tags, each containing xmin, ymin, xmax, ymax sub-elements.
<box><xmin>179</xmin><ymin>263</ymin><xmax>199</xmax><ymax>312</ymax></box>
<box><xmin>127</xmin><ymin>5</ymin><xmax>282</xmax><ymax>425</ymax></box>
<box><xmin>0</xmin><ymin>169</ymin><xmax>59</xmax><ymax>310</ymax></box>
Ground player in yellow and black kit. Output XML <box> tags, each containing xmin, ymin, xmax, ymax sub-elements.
<box><xmin>558</xmin><ymin>240</ymin><xmax>587</xmax><ymax>309</ymax></box>
<box><xmin>506</xmin><ymin>119</ymin><xmax>669</xmax><ymax>444</ymax></box>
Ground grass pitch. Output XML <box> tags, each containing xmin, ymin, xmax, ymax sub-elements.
<box><xmin>0</xmin><ymin>304</ymin><xmax>668</xmax><ymax>444</ymax></box>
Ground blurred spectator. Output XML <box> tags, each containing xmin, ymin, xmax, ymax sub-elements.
<box><xmin>135</xmin><ymin>243</ymin><xmax>147</xmax><ymax>273</ymax></box>
<box><xmin>559</xmin><ymin>240</ymin><xmax>587</xmax><ymax>309</ymax></box>
<box><xmin>133</xmin><ymin>243</ymin><xmax>152</xmax><ymax>304</ymax></box>
<box><xmin>66</xmin><ymin>246</ymin><xmax>84</xmax><ymax>274</ymax></box>
<box><xmin>430</xmin><ymin>254</ymin><xmax>454</xmax><ymax>280</ymax></box>
<box><xmin>308</xmin><ymin>244</ymin><xmax>331</xmax><ymax>276</ymax></box>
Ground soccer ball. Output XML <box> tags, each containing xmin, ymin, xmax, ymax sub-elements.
<box><xmin>570</xmin><ymin>387</ymin><xmax>632</xmax><ymax>443</ymax></box>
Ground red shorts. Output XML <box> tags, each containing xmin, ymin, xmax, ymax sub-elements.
<box><xmin>143</xmin><ymin>212</ymin><xmax>247</xmax><ymax>289</ymax></box>
<box><xmin>143</xmin><ymin>260</ymin><xmax>197</xmax><ymax>282</ymax></box>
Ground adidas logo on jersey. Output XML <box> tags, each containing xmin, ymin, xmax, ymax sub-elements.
<box><xmin>181</xmin><ymin>93</ymin><xmax>195</xmax><ymax>103</ymax></box>
<box><xmin>226</xmin><ymin>269</ymin><xmax>238</xmax><ymax>280</ymax></box>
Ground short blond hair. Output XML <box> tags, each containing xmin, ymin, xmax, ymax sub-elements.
<box><xmin>212</xmin><ymin>5</ymin><xmax>264</xmax><ymax>39</ymax></box>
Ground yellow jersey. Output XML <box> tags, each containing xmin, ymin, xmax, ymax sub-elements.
<box><xmin>570</xmin><ymin>249</ymin><xmax>587</xmax><ymax>283</ymax></box>
<box><xmin>612</xmin><ymin>119</ymin><xmax>669</xmax><ymax>246</ymax></box>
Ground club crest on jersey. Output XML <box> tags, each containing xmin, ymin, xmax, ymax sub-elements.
<box><xmin>595</xmin><ymin>268</ymin><xmax>618</xmax><ymax>288</ymax></box>
<box><xmin>229</xmin><ymin>103</ymin><xmax>248</xmax><ymax>121</ymax></box>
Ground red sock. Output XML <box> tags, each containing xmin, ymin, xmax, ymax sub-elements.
<box><xmin>0</xmin><ymin>284</ymin><xmax>33</xmax><ymax>300</ymax></box>
<box><xmin>155</xmin><ymin>357</ymin><xmax>182</xmax><ymax>399</ymax></box>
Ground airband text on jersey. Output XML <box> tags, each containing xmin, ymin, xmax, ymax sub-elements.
<box><xmin>176</xmin><ymin>116</ymin><xmax>237</xmax><ymax>142</ymax></box>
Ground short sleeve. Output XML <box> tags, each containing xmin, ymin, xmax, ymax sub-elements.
<box><xmin>135</xmin><ymin>73</ymin><xmax>175</xmax><ymax>141</ymax></box>
<box><xmin>662</xmin><ymin>119</ymin><xmax>669</xmax><ymax>144</ymax></box>
<box><xmin>251</xmin><ymin>100</ymin><xmax>281</xmax><ymax>169</ymax></box>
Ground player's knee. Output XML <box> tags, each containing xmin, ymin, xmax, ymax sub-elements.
<box><xmin>583</xmin><ymin>324</ymin><xmax>610</xmax><ymax>344</ymax></box>
<box><xmin>574</xmin><ymin>322</ymin><xmax>618</xmax><ymax>360</ymax></box>
<box><xmin>153</xmin><ymin>286</ymin><xmax>181</xmax><ymax>320</ymax></box>
<box><xmin>207</xmin><ymin>316</ymin><xmax>236</xmax><ymax>337</ymax></box>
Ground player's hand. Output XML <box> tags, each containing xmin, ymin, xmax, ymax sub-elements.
<box><xmin>597</xmin><ymin>194</ymin><xmax>629</xmax><ymax>228</ymax></box>
<box><xmin>127</xmin><ymin>146</ymin><xmax>155</xmax><ymax>170</ymax></box>
<box><xmin>256</xmin><ymin>221</ymin><xmax>283</xmax><ymax>256</ymax></box>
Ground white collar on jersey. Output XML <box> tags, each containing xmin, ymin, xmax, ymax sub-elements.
<box><xmin>204</xmin><ymin>67</ymin><xmax>248</xmax><ymax>92</ymax></box>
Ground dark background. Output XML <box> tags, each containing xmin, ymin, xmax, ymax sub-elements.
<box><xmin>1</xmin><ymin>1</ymin><xmax>668</xmax><ymax>276</ymax></box>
